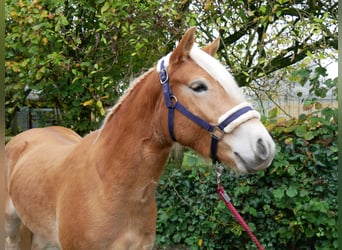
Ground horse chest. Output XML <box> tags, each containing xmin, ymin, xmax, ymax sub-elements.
<box><xmin>108</xmin><ymin>230</ymin><xmax>155</xmax><ymax>250</ymax></box>
<box><xmin>104</xmin><ymin>193</ymin><xmax>157</xmax><ymax>248</ymax></box>
<box><xmin>57</xmin><ymin>180</ymin><xmax>157</xmax><ymax>249</ymax></box>
<box><xmin>61</xmin><ymin>202</ymin><xmax>157</xmax><ymax>249</ymax></box>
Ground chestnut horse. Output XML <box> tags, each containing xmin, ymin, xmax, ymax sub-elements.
<box><xmin>5</xmin><ymin>28</ymin><xmax>275</xmax><ymax>249</ymax></box>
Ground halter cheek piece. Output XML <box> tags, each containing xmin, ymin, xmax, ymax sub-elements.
<box><xmin>158</xmin><ymin>58</ymin><xmax>260</xmax><ymax>164</ymax></box>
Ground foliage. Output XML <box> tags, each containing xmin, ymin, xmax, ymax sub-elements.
<box><xmin>290</xmin><ymin>65</ymin><xmax>338</xmax><ymax>98</ymax></box>
<box><xmin>5</xmin><ymin>0</ymin><xmax>170</xmax><ymax>134</ymax></box>
<box><xmin>5</xmin><ymin>0</ymin><xmax>337</xmax><ymax>135</ymax></box>
<box><xmin>190</xmin><ymin>0</ymin><xmax>338</xmax><ymax>86</ymax></box>
<box><xmin>155</xmin><ymin>107</ymin><xmax>338</xmax><ymax>249</ymax></box>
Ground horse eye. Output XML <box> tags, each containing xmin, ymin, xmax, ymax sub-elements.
<box><xmin>190</xmin><ymin>82</ymin><xmax>208</xmax><ymax>93</ymax></box>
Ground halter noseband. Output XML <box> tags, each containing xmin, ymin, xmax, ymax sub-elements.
<box><xmin>158</xmin><ymin>58</ymin><xmax>260</xmax><ymax>164</ymax></box>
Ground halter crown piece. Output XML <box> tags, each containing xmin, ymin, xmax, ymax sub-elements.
<box><xmin>157</xmin><ymin>54</ymin><xmax>261</xmax><ymax>165</ymax></box>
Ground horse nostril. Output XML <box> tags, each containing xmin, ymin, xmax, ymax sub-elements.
<box><xmin>257</xmin><ymin>138</ymin><xmax>268</xmax><ymax>160</ymax></box>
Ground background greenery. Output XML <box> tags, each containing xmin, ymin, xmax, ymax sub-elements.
<box><xmin>156</xmin><ymin>107</ymin><xmax>338</xmax><ymax>249</ymax></box>
<box><xmin>5</xmin><ymin>0</ymin><xmax>337</xmax><ymax>134</ymax></box>
<box><xmin>5</xmin><ymin>0</ymin><xmax>338</xmax><ymax>249</ymax></box>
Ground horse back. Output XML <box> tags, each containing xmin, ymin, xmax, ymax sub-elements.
<box><xmin>5</xmin><ymin>126</ymin><xmax>81</xmax><ymax>179</ymax></box>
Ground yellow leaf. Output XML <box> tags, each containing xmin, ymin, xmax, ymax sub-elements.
<box><xmin>204</xmin><ymin>0</ymin><xmax>211</xmax><ymax>11</ymax></box>
<box><xmin>82</xmin><ymin>99</ymin><xmax>94</xmax><ymax>106</ymax></box>
<box><xmin>96</xmin><ymin>100</ymin><xmax>106</xmax><ymax>116</ymax></box>
<box><xmin>274</xmin><ymin>212</ymin><xmax>284</xmax><ymax>222</ymax></box>
<box><xmin>42</xmin><ymin>37</ymin><xmax>48</xmax><ymax>45</ymax></box>
<box><xmin>96</xmin><ymin>100</ymin><xmax>103</xmax><ymax>108</ymax></box>
<box><xmin>285</xmin><ymin>137</ymin><xmax>293</xmax><ymax>145</ymax></box>
<box><xmin>101</xmin><ymin>2</ymin><xmax>110</xmax><ymax>15</ymax></box>
<box><xmin>276</xmin><ymin>117</ymin><xmax>287</xmax><ymax>126</ymax></box>
<box><xmin>41</xmin><ymin>10</ymin><xmax>48</xmax><ymax>18</ymax></box>
<box><xmin>101</xmin><ymin>94</ymin><xmax>109</xmax><ymax>100</ymax></box>
<box><xmin>315</xmin><ymin>102</ymin><xmax>322</xmax><ymax>110</ymax></box>
<box><xmin>99</xmin><ymin>107</ymin><xmax>106</xmax><ymax>116</ymax></box>
<box><xmin>10</xmin><ymin>11</ymin><xmax>19</xmax><ymax>18</ymax></box>
<box><xmin>198</xmin><ymin>238</ymin><xmax>203</xmax><ymax>247</ymax></box>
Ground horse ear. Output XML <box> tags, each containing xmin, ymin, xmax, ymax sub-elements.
<box><xmin>202</xmin><ymin>37</ymin><xmax>220</xmax><ymax>56</ymax></box>
<box><xmin>170</xmin><ymin>27</ymin><xmax>196</xmax><ymax>64</ymax></box>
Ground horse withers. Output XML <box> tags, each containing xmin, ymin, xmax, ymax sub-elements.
<box><xmin>5</xmin><ymin>27</ymin><xmax>275</xmax><ymax>249</ymax></box>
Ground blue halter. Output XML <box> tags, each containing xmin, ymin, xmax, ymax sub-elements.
<box><xmin>158</xmin><ymin>59</ymin><xmax>254</xmax><ymax>164</ymax></box>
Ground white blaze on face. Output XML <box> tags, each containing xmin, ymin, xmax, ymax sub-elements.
<box><xmin>189</xmin><ymin>45</ymin><xmax>260</xmax><ymax>130</ymax></box>
<box><xmin>189</xmin><ymin>45</ymin><xmax>245</xmax><ymax>102</ymax></box>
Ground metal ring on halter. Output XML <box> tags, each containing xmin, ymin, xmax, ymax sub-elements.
<box><xmin>159</xmin><ymin>68</ymin><xmax>169</xmax><ymax>85</ymax></box>
<box><xmin>169</xmin><ymin>95</ymin><xmax>178</xmax><ymax>108</ymax></box>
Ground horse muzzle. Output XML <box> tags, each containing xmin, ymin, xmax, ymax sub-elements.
<box><xmin>222</xmin><ymin>119</ymin><xmax>276</xmax><ymax>174</ymax></box>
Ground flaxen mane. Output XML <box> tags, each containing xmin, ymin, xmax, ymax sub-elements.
<box><xmin>95</xmin><ymin>68</ymin><xmax>155</xmax><ymax>141</ymax></box>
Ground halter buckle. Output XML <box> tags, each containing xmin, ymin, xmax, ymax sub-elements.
<box><xmin>210</xmin><ymin>126</ymin><xmax>225</xmax><ymax>141</ymax></box>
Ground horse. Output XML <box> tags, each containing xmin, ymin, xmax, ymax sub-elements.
<box><xmin>5</xmin><ymin>27</ymin><xmax>275</xmax><ymax>250</ymax></box>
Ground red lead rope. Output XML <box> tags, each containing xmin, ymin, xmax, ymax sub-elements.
<box><xmin>217</xmin><ymin>185</ymin><xmax>265</xmax><ymax>250</ymax></box>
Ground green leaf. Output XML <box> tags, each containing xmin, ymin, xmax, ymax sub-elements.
<box><xmin>304</xmin><ymin>131</ymin><xmax>314</xmax><ymax>141</ymax></box>
<box><xmin>287</xmin><ymin>165</ymin><xmax>296</xmax><ymax>176</ymax></box>
<box><xmin>269</xmin><ymin>107</ymin><xmax>278</xmax><ymax>119</ymax></box>
<box><xmin>101</xmin><ymin>1</ymin><xmax>110</xmax><ymax>14</ymax></box>
<box><xmin>60</xmin><ymin>15</ymin><xmax>69</xmax><ymax>26</ymax></box>
<box><xmin>248</xmin><ymin>207</ymin><xmax>257</xmax><ymax>217</ymax></box>
<box><xmin>315</xmin><ymin>66</ymin><xmax>328</xmax><ymax>77</ymax></box>
<box><xmin>299</xmin><ymin>189</ymin><xmax>309</xmax><ymax>197</ymax></box>
<box><xmin>295</xmin><ymin>126</ymin><xmax>306</xmax><ymax>137</ymax></box>
<box><xmin>286</xmin><ymin>185</ymin><xmax>298</xmax><ymax>198</ymax></box>
<box><xmin>273</xmin><ymin>188</ymin><xmax>285</xmax><ymax>199</ymax></box>
<box><xmin>260</xmin><ymin>5</ymin><xmax>267</xmax><ymax>13</ymax></box>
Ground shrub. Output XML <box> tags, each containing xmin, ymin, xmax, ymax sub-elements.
<box><xmin>155</xmin><ymin>107</ymin><xmax>338</xmax><ymax>249</ymax></box>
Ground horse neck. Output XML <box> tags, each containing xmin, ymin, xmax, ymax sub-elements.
<box><xmin>93</xmin><ymin>69</ymin><xmax>172</xmax><ymax>192</ymax></box>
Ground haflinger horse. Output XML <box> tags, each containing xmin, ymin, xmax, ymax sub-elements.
<box><xmin>5</xmin><ymin>27</ymin><xmax>275</xmax><ymax>250</ymax></box>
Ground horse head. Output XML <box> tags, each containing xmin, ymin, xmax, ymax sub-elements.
<box><xmin>157</xmin><ymin>27</ymin><xmax>275</xmax><ymax>174</ymax></box>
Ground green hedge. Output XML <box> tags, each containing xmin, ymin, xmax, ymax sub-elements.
<box><xmin>155</xmin><ymin>107</ymin><xmax>338</xmax><ymax>249</ymax></box>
